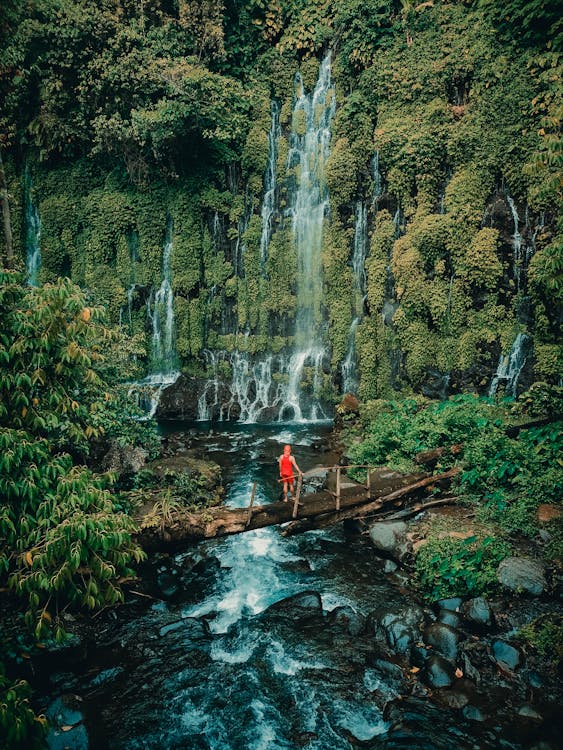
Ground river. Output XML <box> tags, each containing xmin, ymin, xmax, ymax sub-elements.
<box><xmin>39</xmin><ymin>421</ymin><xmax>533</xmax><ymax>750</ymax></box>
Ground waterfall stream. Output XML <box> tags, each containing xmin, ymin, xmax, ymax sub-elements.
<box><xmin>260</xmin><ymin>101</ymin><xmax>281</xmax><ymax>271</ymax></box>
<box><xmin>24</xmin><ymin>168</ymin><xmax>41</xmax><ymax>286</ymax></box>
<box><xmin>488</xmin><ymin>332</ymin><xmax>531</xmax><ymax>398</ymax></box>
<box><xmin>342</xmin><ymin>201</ymin><xmax>368</xmax><ymax>394</ymax></box>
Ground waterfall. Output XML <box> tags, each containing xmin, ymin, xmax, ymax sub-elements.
<box><xmin>149</xmin><ymin>218</ymin><xmax>178</xmax><ymax>377</ymax></box>
<box><xmin>506</xmin><ymin>195</ymin><xmax>543</xmax><ymax>292</ymax></box>
<box><xmin>196</xmin><ymin>55</ymin><xmax>335</xmax><ymax>423</ymax></box>
<box><xmin>260</xmin><ymin>101</ymin><xmax>281</xmax><ymax>271</ymax></box>
<box><xmin>489</xmin><ymin>333</ymin><xmax>531</xmax><ymax>398</ymax></box>
<box><xmin>341</xmin><ymin>201</ymin><xmax>368</xmax><ymax>394</ymax></box>
<box><xmin>372</xmin><ymin>151</ymin><xmax>382</xmax><ymax>203</ymax></box>
<box><xmin>24</xmin><ymin>168</ymin><xmax>41</xmax><ymax>286</ymax></box>
<box><xmin>278</xmin><ymin>52</ymin><xmax>335</xmax><ymax>420</ymax></box>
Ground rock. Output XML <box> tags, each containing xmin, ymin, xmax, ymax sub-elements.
<box><xmin>438</xmin><ymin>690</ymin><xmax>470</xmax><ymax>709</ymax></box>
<box><xmin>517</xmin><ymin>704</ymin><xmax>543</xmax><ymax>720</ymax></box>
<box><xmin>384</xmin><ymin>560</ymin><xmax>398</xmax><ymax>574</ymax></box>
<box><xmin>369</xmin><ymin>521</ymin><xmax>411</xmax><ymax>562</ymax></box>
<box><xmin>46</xmin><ymin>695</ymin><xmax>88</xmax><ymax>750</ymax></box>
<box><xmin>462</xmin><ymin>704</ymin><xmax>486</xmax><ymax>722</ymax></box>
<box><xmin>461</xmin><ymin>597</ymin><xmax>492</xmax><ymax>627</ymax></box>
<box><xmin>101</xmin><ymin>442</ymin><xmax>147</xmax><ymax>477</ymax></box>
<box><xmin>537</xmin><ymin>504</ymin><xmax>562</xmax><ymax>523</ymax></box>
<box><xmin>492</xmin><ymin>639</ymin><xmax>522</xmax><ymax>670</ymax></box>
<box><xmin>327</xmin><ymin>605</ymin><xmax>366</xmax><ymax>636</ymax></box>
<box><xmin>497</xmin><ymin>557</ymin><xmax>547</xmax><ymax>596</ymax></box>
<box><xmin>423</xmin><ymin>622</ymin><xmax>461</xmax><ymax>660</ymax></box>
<box><xmin>424</xmin><ymin>654</ymin><xmax>456</xmax><ymax>688</ymax></box>
<box><xmin>421</xmin><ymin>369</ymin><xmax>450</xmax><ymax>400</ymax></box>
<box><xmin>438</xmin><ymin>609</ymin><xmax>460</xmax><ymax>628</ymax></box>
<box><xmin>522</xmin><ymin>669</ymin><xmax>543</xmax><ymax>688</ymax></box>
<box><xmin>436</xmin><ymin>597</ymin><xmax>462</xmax><ymax>612</ymax></box>
<box><xmin>158</xmin><ymin>617</ymin><xmax>210</xmax><ymax>640</ymax></box>
<box><xmin>370</xmin><ymin>604</ymin><xmax>424</xmax><ymax>655</ymax></box>
<box><xmin>264</xmin><ymin>591</ymin><xmax>323</xmax><ymax>621</ymax></box>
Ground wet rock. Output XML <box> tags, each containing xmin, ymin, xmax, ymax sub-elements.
<box><xmin>438</xmin><ymin>689</ymin><xmax>470</xmax><ymax>709</ymax></box>
<box><xmin>264</xmin><ymin>590</ymin><xmax>323</xmax><ymax>622</ymax></box>
<box><xmin>522</xmin><ymin>669</ymin><xmax>543</xmax><ymax>688</ymax></box>
<box><xmin>497</xmin><ymin>557</ymin><xmax>547</xmax><ymax>596</ymax></box>
<box><xmin>460</xmin><ymin>652</ymin><xmax>481</xmax><ymax>684</ymax></box>
<box><xmin>384</xmin><ymin>560</ymin><xmax>398</xmax><ymax>574</ymax></box>
<box><xmin>424</xmin><ymin>654</ymin><xmax>456</xmax><ymax>688</ymax></box>
<box><xmin>370</xmin><ymin>604</ymin><xmax>424</xmax><ymax>655</ymax></box>
<box><xmin>436</xmin><ymin>597</ymin><xmax>463</xmax><ymax>612</ymax></box>
<box><xmin>368</xmin><ymin>521</ymin><xmax>411</xmax><ymax>563</ymax></box>
<box><xmin>156</xmin><ymin>570</ymin><xmax>179</xmax><ymax>598</ymax></box>
<box><xmin>461</xmin><ymin>597</ymin><xmax>492</xmax><ymax>627</ymax></box>
<box><xmin>517</xmin><ymin>704</ymin><xmax>543</xmax><ymax>720</ymax></box>
<box><xmin>463</xmin><ymin>704</ymin><xmax>486</xmax><ymax>722</ymax></box>
<box><xmin>438</xmin><ymin>609</ymin><xmax>460</xmax><ymax>628</ymax></box>
<box><xmin>46</xmin><ymin>695</ymin><xmax>88</xmax><ymax>750</ymax></box>
<box><xmin>423</xmin><ymin>622</ymin><xmax>461</xmax><ymax>660</ymax></box>
<box><xmin>492</xmin><ymin>639</ymin><xmax>522</xmax><ymax>670</ymax></box>
<box><xmin>327</xmin><ymin>605</ymin><xmax>366</xmax><ymax>636</ymax></box>
<box><xmin>158</xmin><ymin>617</ymin><xmax>210</xmax><ymax>640</ymax></box>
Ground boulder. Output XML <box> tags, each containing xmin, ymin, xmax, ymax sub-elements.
<box><xmin>424</xmin><ymin>654</ymin><xmax>456</xmax><ymax>688</ymax></box>
<box><xmin>461</xmin><ymin>597</ymin><xmax>492</xmax><ymax>627</ymax></box>
<box><xmin>370</xmin><ymin>604</ymin><xmax>425</xmax><ymax>655</ymax></box>
<box><xmin>264</xmin><ymin>590</ymin><xmax>323</xmax><ymax>622</ymax></box>
<box><xmin>497</xmin><ymin>557</ymin><xmax>547</xmax><ymax>596</ymax></box>
<box><xmin>101</xmin><ymin>442</ymin><xmax>147</xmax><ymax>477</ymax></box>
<box><xmin>438</xmin><ymin>609</ymin><xmax>460</xmax><ymax>628</ymax></box>
<box><xmin>492</xmin><ymin>639</ymin><xmax>522</xmax><ymax>670</ymax></box>
<box><xmin>369</xmin><ymin>521</ymin><xmax>411</xmax><ymax>563</ymax></box>
<box><xmin>327</xmin><ymin>605</ymin><xmax>366</xmax><ymax>636</ymax></box>
<box><xmin>423</xmin><ymin>622</ymin><xmax>461</xmax><ymax>660</ymax></box>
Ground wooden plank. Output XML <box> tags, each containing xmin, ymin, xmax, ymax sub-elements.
<box><xmin>292</xmin><ymin>474</ymin><xmax>303</xmax><ymax>519</ymax></box>
<box><xmin>335</xmin><ymin>467</ymin><xmax>341</xmax><ymax>511</ymax></box>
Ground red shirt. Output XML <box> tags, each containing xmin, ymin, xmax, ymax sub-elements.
<box><xmin>280</xmin><ymin>455</ymin><xmax>294</xmax><ymax>478</ymax></box>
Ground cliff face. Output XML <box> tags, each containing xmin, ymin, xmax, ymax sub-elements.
<box><xmin>2</xmin><ymin>1</ymin><xmax>561</xmax><ymax>417</ymax></box>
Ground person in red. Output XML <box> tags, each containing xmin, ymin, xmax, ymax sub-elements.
<box><xmin>278</xmin><ymin>444</ymin><xmax>302</xmax><ymax>503</ymax></box>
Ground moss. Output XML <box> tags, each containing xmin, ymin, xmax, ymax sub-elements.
<box><xmin>463</xmin><ymin>227</ymin><xmax>502</xmax><ymax>289</ymax></box>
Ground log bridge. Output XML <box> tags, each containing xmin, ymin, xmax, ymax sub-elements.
<box><xmin>137</xmin><ymin>464</ymin><xmax>460</xmax><ymax>550</ymax></box>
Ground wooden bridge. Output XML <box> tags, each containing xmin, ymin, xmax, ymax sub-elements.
<box><xmin>137</xmin><ymin>463</ymin><xmax>460</xmax><ymax>550</ymax></box>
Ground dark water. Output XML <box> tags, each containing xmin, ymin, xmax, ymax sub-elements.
<box><xmin>40</xmin><ymin>422</ymin><xmax>532</xmax><ymax>749</ymax></box>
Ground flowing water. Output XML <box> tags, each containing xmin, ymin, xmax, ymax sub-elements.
<box><xmin>39</xmin><ymin>421</ymin><xmax>542</xmax><ymax>750</ymax></box>
<box><xmin>488</xmin><ymin>332</ymin><xmax>531</xmax><ymax>398</ymax></box>
<box><xmin>24</xmin><ymin>167</ymin><xmax>42</xmax><ymax>286</ymax></box>
<box><xmin>260</xmin><ymin>101</ymin><xmax>281</xmax><ymax>272</ymax></box>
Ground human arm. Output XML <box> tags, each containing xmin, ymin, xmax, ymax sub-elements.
<box><xmin>290</xmin><ymin>455</ymin><xmax>302</xmax><ymax>475</ymax></box>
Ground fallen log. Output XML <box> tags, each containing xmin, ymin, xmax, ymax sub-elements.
<box><xmin>281</xmin><ymin>468</ymin><xmax>460</xmax><ymax>536</ymax></box>
<box><xmin>136</xmin><ymin>467</ymin><xmax>459</xmax><ymax>550</ymax></box>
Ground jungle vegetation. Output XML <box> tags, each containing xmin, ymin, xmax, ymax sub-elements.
<box><xmin>0</xmin><ymin>1</ymin><xmax>561</xmax><ymax>746</ymax></box>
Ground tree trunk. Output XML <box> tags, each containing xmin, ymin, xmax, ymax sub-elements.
<box><xmin>135</xmin><ymin>467</ymin><xmax>460</xmax><ymax>550</ymax></box>
<box><xmin>0</xmin><ymin>149</ymin><xmax>14</xmax><ymax>269</ymax></box>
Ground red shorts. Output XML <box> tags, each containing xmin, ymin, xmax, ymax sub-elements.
<box><xmin>281</xmin><ymin>474</ymin><xmax>295</xmax><ymax>483</ymax></box>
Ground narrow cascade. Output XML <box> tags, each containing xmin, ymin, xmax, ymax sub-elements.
<box><xmin>259</xmin><ymin>101</ymin><xmax>281</xmax><ymax>271</ymax></box>
<box><xmin>489</xmin><ymin>333</ymin><xmax>531</xmax><ymax>398</ymax></box>
<box><xmin>149</xmin><ymin>217</ymin><xmax>178</xmax><ymax>377</ymax></box>
<box><xmin>24</xmin><ymin>168</ymin><xmax>41</xmax><ymax>286</ymax></box>
<box><xmin>341</xmin><ymin>201</ymin><xmax>368</xmax><ymax>394</ymax></box>
<box><xmin>134</xmin><ymin>218</ymin><xmax>179</xmax><ymax>417</ymax></box>
<box><xmin>372</xmin><ymin>151</ymin><xmax>382</xmax><ymax>203</ymax></box>
<box><xmin>279</xmin><ymin>52</ymin><xmax>335</xmax><ymax>421</ymax></box>
<box><xmin>507</xmin><ymin>195</ymin><xmax>543</xmax><ymax>291</ymax></box>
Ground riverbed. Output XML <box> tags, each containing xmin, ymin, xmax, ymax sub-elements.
<box><xmin>39</xmin><ymin>421</ymin><xmax>557</xmax><ymax>750</ymax></box>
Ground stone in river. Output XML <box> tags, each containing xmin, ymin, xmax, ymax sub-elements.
<box><xmin>327</xmin><ymin>605</ymin><xmax>366</xmax><ymax>636</ymax></box>
<box><xmin>462</xmin><ymin>704</ymin><xmax>486</xmax><ymax>722</ymax></box>
<box><xmin>497</xmin><ymin>557</ymin><xmax>546</xmax><ymax>596</ymax></box>
<box><xmin>423</xmin><ymin>622</ymin><xmax>461</xmax><ymax>660</ymax></box>
<box><xmin>264</xmin><ymin>590</ymin><xmax>323</xmax><ymax>621</ymax></box>
<box><xmin>438</xmin><ymin>608</ymin><xmax>460</xmax><ymax>628</ymax></box>
<box><xmin>46</xmin><ymin>695</ymin><xmax>88</xmax><ymax>750</ymax></box>
<box><xmin>436</xmin><ymin>597</ymin><xmax>463</xmax><ymax>612</ymax></box>
<box><xmin>424</xmin><ymin>654</ymin><xmax>456</xmax><ymax>688</ymax></box>
<box><xmin>371</xmin><ymin>603</ymin><xmax>425</xmax><ymax>655</ymax></box>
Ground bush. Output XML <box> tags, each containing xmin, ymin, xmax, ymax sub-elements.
<box><xmin>415</xmin><ymin>534</ymin><xmax>511</xmax><ymax>600</ymax></box>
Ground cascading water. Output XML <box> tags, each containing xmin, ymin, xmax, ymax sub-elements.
<box><xmin>372</xmin><ymin>151</ymin><xmax>382</xmax><ymax>203</ymax></box>
<box><xmin>506</xmin><ymin>194</ymin><xmax>543</xmax><ymax>292</ymax></box>
<box><xmin>134</xmin><ymin>218</ymin><xmax>179</xmax><ymax>417</ymax></box>
<box><xmin>278</xmin><ymin>52</ymin><xmax>335</xmax><ymax>421</ymax></box>
<box><xmin>489</xmin><ymin>332</ymin><xmax>531</xmax><ymax>398</ymax></box>
<box><xmin>341</xmin><ymin>201</ymin><xmax>368</xmax><ymax>394</ymax></box>
<box><xmin>259</xmin><ymin>101</ymin><xmax>281</xmax><ymax>271</ymax></box>
<box><xmin>24</xmin><ymin>168</ymin><xmax>41</xmax><ymax>286</ymax></box>
<box><xmin>197</xmin><ymin>56</ymin><xmax>335</xmax><ymax>423</ymax></box>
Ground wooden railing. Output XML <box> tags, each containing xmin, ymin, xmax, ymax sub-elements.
<box><xmin>263</xmin><ymin>464</ymin><xmax>379</xmax><ymax>520</ymax></box>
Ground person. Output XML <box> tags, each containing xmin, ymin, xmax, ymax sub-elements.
<box><xmin>278</xmin><ymin>444</ymin><xmax>302</xmax><ymax>503</ymax></box>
